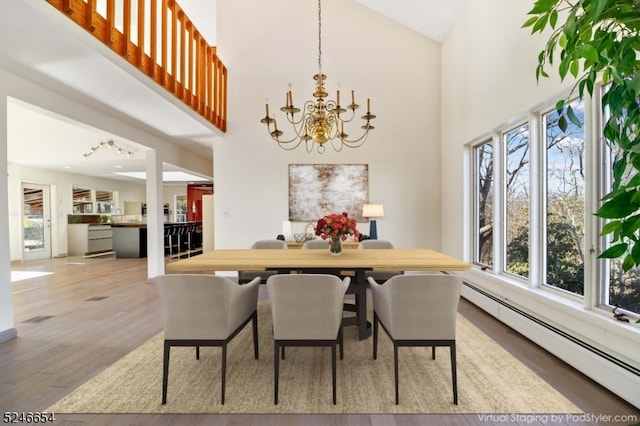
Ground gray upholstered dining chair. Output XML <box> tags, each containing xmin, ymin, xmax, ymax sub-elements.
<box><xmin>155</xmin><ymin>274</ymin><xmax>261</xmax><ymax>405</ymax></box>
<box><xmin>368</xmin><ymin>274</ymin><xmax>462</xmax><ymax>405</ymax></box>
<box><xmin>238</xmin><ymin>239</ymin><xmax>287</xmax><ymax>284</ymax></box>
<box><xmin>301</xmin><ymin>239</ymin><xmax>330</xmax><ymax>249</ymax></box>
<box><xmin>266</xmin><ymin>274</ymin><xmax>350</xmax><ymax>405</ymax></box>
<box><xmin>358</xmin><ymin>239</ymin><xmax>403</xmax><ymax>282</ymax></box>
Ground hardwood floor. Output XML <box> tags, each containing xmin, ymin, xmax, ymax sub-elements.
<box><xmin>1</xmin><ymin>256</ymin><xmax>638</xmax><ymax>425</ymax></box>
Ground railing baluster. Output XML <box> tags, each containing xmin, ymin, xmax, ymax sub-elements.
<box><xmin>86</xmin><ymin>0</ymin><xmax>97</xmax><ymax>32</ymax></box>
<box><xmin>161</xmin><ymin>0</ymin><xmax>168</xmax><ymax>87</ymax></box>
<box><xmin>62</xmin><ymin>0</ymin><xmax>72</xmax><ymax>14</ymax></box>
<box><xmin>123</xmin><ymin>0</ymin><xmax>131</xmax><ymax>57</ymax></box>
<box><xmin>150</xmin><ymin>0</ymin><xmax>157</xmax><ymax>81</ymax></box>
<box><xmin>43</xmin><ymin>0</ymin><xmax>226</xmax><ymax>132</ymax></box>
<box><xmin>187</xmin><ymin>22</ymin><xmax>194</xmax><ymax>105</ymax></box>
<box><xmin>137</xmin><ymin>0</ymin><xmax>145</xmax><ymax>67</ymax></box>
<box><xmin>170</xmin><ymin>0</ymin><xmax>177</xmax><ymax>93</ymax></box>
<box><xmin>199</xmin><ymin>35</ymin><xmax>205</xmax><ymax>114</ymax></box>
<box><xmin>106</xmin><ymin>0</ymin><xmax>114</xmax><ymax>45</ymax></box>
<box><xmin>178</xmin><ymin>10</ymin><xmax>186</xmax><ymax>99</ymax></box>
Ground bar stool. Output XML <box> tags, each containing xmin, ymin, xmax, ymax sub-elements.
<box><xmin>170</xmin><ymin>224</ymin><xmax>180</xmax><ymax>256</ymax></box>
<box><xmin>163</xmin><ymin>225</ymin><xmax>172</xmax><ymax>256</ymax></box>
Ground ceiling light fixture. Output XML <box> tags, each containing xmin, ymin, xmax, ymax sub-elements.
<box><xmin>83</xmin><ymin>140</ymin><xmax>134</xmax><ymax>159</ymax></box>
<box><xmin>260</xmin><ymin>0</ymin><xmax>376</xmax><ymax>153</ymax></box>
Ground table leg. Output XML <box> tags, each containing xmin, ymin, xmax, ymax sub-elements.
<box><xmin>353</xmin><ymin>270</ymin><xmax>371</xmax><ymax>340</ymax></box>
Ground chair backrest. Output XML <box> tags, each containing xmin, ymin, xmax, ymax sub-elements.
<box><xmin>155</xmin><ymin>274</ymin><xmax>259</xmax><ymax>340</ymax></box>
<box><xmin>301</xmin><ymin>239</ymin><xmax>330</xmax><ymax>249</ymax></box>
<box><xmin>266</xmin><ymin>274</ymin><xmax>350</xmax><ymax>340</ymax></box>
<box><xmin>369</xmin><ymin>274</ymin><xmax>461</xmax><ymax>340</ymax></box>
<box><xmin>251</xmin><ymin>239</ymin><xmax>287</xmax><ymax>249</ymax></box>
<box><xmin>359</xmin><ymin>239</ymin><xmax>395</xmax><ymax>249</ymax></box>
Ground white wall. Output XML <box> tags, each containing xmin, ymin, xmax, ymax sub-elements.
<box><xmin>440</xmin><ymin>0</ymin><xmax>566</xmax><ymax>258</ymax></box>
<box><xmin>441</xmin><ymin>0</ymin><xmax>640</xmax><ymax>408</ymax></box>
<box><xmin>215</xmin><ymin>0</ymin><xmax>442</xmax><ymax>249</ymax></box>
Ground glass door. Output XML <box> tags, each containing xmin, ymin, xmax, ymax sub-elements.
<box><xmin>175</xmin><ymin>195</ymin><xmax>187</xmax><ymax>222</ymax></box>
<box><xmin>22</xmin><ymin>183</ymin><xmax>52</xmax><ymax>260</ymax></box>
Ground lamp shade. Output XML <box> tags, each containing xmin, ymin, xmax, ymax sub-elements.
<box><xmin>362</xmin><ymin>204</ymin><xmax>384</xmax><ymax>218</ymax></box>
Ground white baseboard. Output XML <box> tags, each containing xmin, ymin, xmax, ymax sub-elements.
<box><xmin>462</xmin><ymin>283</ymin><xmax>640</xmax><ymax>410</ymax></box>
<box><xmin>0</xmin><ymin>327</ymin><xmax>17</xmax><ymax>343</ymax></box>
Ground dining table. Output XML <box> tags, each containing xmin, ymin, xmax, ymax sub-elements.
<box><xmin>166</xmin><ymin>248</ymin><xmax>471</xmax><ymax>340</ymax></box>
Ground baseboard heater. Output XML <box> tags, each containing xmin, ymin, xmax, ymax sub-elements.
<box><xmin>463</xmin><ymin>281</ymin><xmax>640</xmax><ymax>379</ymax></box>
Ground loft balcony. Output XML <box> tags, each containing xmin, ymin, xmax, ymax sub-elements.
<box><xmin>45</xmin><ymin>0</ymin><xmax>227</xmax><ymax>133</ymax></box>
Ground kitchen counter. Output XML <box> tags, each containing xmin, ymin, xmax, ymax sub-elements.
<box><xmin>111</xmin><ymin>222</ymin><xmax>202</xmax><ymax>258</ymax></box>
<box><xmin>110</xmin><ymin>223</ymin><xmax>147</xmax><ymax>228</ymax></box>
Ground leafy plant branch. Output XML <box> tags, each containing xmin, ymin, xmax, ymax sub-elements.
<box><xmin>524</xmin><ymin>0</ymin><xmax>640</xmax><ymax>275</ymax></box>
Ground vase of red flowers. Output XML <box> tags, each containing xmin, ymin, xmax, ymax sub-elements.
<box><xmin>315</xmin><ymin>212</ymin><xmax>359</xmax><ymax>256</ymax></box>
<box><xmin>329</xmin><ymin>237</ymin><xmax>342</xmax><ymax>255</ymax></box>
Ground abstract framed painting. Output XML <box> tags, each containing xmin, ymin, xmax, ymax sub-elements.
<box><xmin>288</xmin><ymin>164</ymin><xmax>369</xmax><ymax>221</ymax></box>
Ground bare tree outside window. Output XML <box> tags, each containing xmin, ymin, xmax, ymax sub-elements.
<box><xmin>474</xmin><ymin>142</ymin><xmax>493</xmax><ymax>267</ymax></box>
<box><xmin>543</xmin><ymin>99</ymin><xmax>585</xmax><ymax>295</ymax></box>
<box><xmin>504</xmin><ymin>124</ymin><xmax>530</xmax><ymax>278</ymax></box>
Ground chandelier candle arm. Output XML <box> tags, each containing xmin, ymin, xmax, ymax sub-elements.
<box><xmin>260</xmin><ymin>0</ymin><xmax>375</xmax><ymax>154</ymax></box>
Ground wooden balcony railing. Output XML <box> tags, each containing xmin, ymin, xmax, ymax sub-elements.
<box><xmin>45</xmin><ymin>0</ymin><xmax>227</xmax><ymax>132</ymax></box>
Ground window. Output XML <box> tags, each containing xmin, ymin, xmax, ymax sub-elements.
<box><xmin>474</xmin><ymin>141</ymin><xmax>493</xmax><ymax>267</ymax></box>
<box><xmin>504</xmin><ymin>124</ymin><xmax>530</xmax><ymax>278</ymax></box>
<box><xmin>72</xmin><ymin>187</ymin><xmax>93</xmax><ymax>214</ymax></box>
<box><xmin>470</xmin><ymin>93</ymin><xmax>639</xmax><ymax>316</ymax></box>
<box><xmin>175</xmin><ymin>195</ymin><xmax>187</xmax><ymax>222</ymax></box>
<box><xmin>542</xmin><ymin>99</ymin><xmax>585</xmax><ymax>295</ymax></box>
<box><xmin>599</xmin><ymin>88</ymin><xmax>640</xmax><ymax>314</ymax></box>
<box><xmin>96</xmin><ymin>190</ymin><xmax>114</xmax><ymax>214</ymax></box>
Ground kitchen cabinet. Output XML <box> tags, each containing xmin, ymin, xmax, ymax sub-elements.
<box><xmin>68</xmin><ymin>224</ymin><xmax>113</xmax><ymax>257</ymax></box>
<box><xmin>111</xmin><ymin>224</ymin><xmax>147</xmax><ymax>258</ymax></box>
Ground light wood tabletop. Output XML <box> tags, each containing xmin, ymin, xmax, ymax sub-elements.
<box><xmin>166</xmin><ymin>248</ymin><xmax>469</xmax><ymax>340</ymax></box>
<box><xmin>166</xmin><ymin>248</ymin><xmax>470</xmax><ymax>273</ymax></box>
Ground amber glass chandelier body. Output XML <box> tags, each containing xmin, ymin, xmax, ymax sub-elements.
<box><xmin>260</xmin><ymin>0</ymin><xmax>375</xmax><ymax>153</ymax></box>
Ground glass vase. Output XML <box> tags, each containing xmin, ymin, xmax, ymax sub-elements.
<box><xmin>330</xmin><ymin>238</ymin><xmax>343</xmax><ymax>256</ymax></box>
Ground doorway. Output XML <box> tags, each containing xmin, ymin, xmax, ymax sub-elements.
<box><xmin>22</xmin><ymin>183</ymin><xmax>52</xmax><ymax>261</ymax></box>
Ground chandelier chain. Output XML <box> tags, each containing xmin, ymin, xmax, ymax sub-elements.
<box><xmin>317</xmin><ymin>0</ymin><xmax>322</xmax><ymax>77</ymax></box>
<box><xmin>260</xmin><ymin>0</ymin><xmax>376</xmax><ymax>153</ymax></box>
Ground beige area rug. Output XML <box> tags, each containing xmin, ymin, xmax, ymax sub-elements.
<box><xmin>48</xmin><ymin>301</ymin><xmax>581</xmax><ymax>414</ymax></box>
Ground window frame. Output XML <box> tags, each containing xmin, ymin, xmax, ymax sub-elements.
<box><xmin>468</xmin><ymin>94</ymin><xmax>601</xmax><ymax>306</ymax></box>
<box><xmin>472</xmin><ymin>139</ymin><xmax>495</xmax><ymax>269</ymax></box>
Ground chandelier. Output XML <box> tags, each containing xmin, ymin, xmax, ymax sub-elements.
<box><xmin>260</xmin><ymin>0</ymin><xmax>376</xmax><ymax>153</ymax></box>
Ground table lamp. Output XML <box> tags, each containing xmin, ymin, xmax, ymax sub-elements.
<box><xmin>362</xmin><ymin>204</ymin><xmax>384</xmax><ymax>240</ymax></box>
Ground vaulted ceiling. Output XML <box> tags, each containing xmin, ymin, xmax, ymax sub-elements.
<box><xmin>2</xmin><ymin>0</ymin><xmax>468</xmax><ymax>183</ymax></box>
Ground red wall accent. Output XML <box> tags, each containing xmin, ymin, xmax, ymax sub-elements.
<box><xmin>187</xmin><ymin>184</ymin><xmax>213</xmax><ymax>222</ymax></box>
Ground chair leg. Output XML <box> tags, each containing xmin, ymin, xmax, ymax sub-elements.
<box><xmin>451</xmin><ymin>342</ymin><xmax>458</xmax><ymax>405</ymax></box>
<box><xmin>196</xmin><ymin>346</ymin><xmax>200</xmax><ymax>360</ymax></box>
<box><xmin>394</xmin><ymin>343</ymin><xmax>399</xmax><ymax>405</ymax></box>
<box><xmin>221</xmin><ymin>344</ymin><xmax>227</xmax><ymax>405</ymax></box>
<box><xmin>162</xmin><ymin>342</ymin><xmax>170</xmax><ymax>405</ymax></box>
<box><xmin>432</xmin><ymin>346</ymin><xmax>436</xmax><ymax>360</ymax></box>
<box><xmin>252</xmin><ymin>311</ymin><xmax>259</xmax><ymax>359</ymax></box>
<box><xmin>332</xmin><ymin>343</ymin><xmax>337</xmax><ymax>405</ymax></box>
<box><xmin>274</xmin><ymin>342</ymin><xmax>280</xmax><ymax>405</ymax></box>
<box><xmin>281</xmin><ymin>346</ymin><xmax>285</xmax><ymax>360</ymax></box>
<box><xmin>373</xmin><ymin>313</ymin><xmax>379</xmax><ymax>360</ymax></box>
